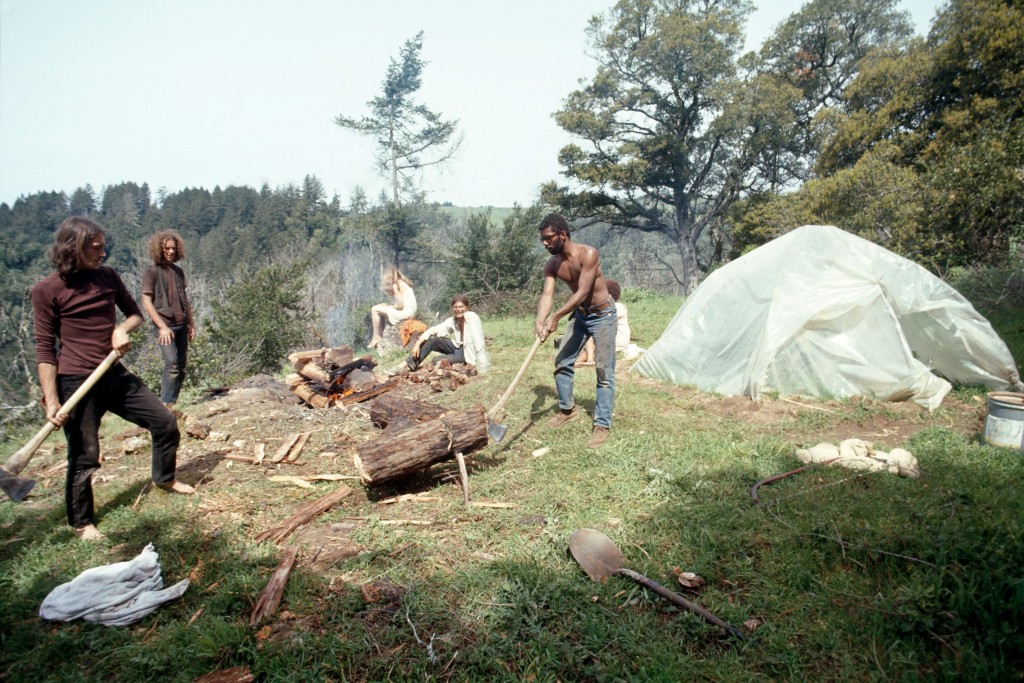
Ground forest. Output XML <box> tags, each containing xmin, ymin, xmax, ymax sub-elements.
<box><xmin>1</xmin><ymin>0</ymin><xmax>1021</xmax><ymax>414</ymax></box>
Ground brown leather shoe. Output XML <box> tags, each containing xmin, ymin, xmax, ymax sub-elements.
<box><xmin>588</xmin><ymin>426</ymin><xmax>610</xmax><ymax>448</ymax></box>
<box><xmin>547</xmin><ymin>406</ymin><xmax>581</xmax><ymax>428</ymax></box>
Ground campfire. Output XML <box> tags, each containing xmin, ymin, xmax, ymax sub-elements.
<box><xmin>285</xmin><ymin>347</ymin><xmax>397</xmax><ymax>409</ymax></box>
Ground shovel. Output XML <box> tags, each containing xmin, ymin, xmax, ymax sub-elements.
<box><xmin>568</xmin><ymin>528</ymin><xmax>748</xmax><ymax>640</ymax></box>
<box><xmin>485</xmin><ymin>336</ymin><xmax>545</xmax><ymax>442</ymax></box>
<box><xmin>0</xmin><ymin>350</ymin><xmax>120</xmax><ymax>503</ymax></box>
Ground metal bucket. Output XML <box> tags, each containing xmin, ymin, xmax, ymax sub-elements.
<box><xmin>984</xmin><ymin>392</ymin><xmax>1024</xmax><ymax>451</ymax></box>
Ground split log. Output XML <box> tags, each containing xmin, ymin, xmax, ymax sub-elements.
<box><xmin>254</xmin><ymin>485</ymin><xmax>354</xmax><ymax>544</ymax></box>
<box><xmin>271</xmin><ymin>432</ymin><xmax>309</xmax><ymax>464</ymax></box>
<box><xmin>325</xmin><ymin>346</ymin><xmax>354</xmax><ymax>366</ymax></box>
<box><xmin>291</xmin><ymin>384</ymin><xmax>331</xmax><ymax>409</ymax></box>
<box><xmin>249</xmin><ymin>545</ymin><xmax>299</xmax><ymax>627</ymax></box>
<box><xmin>295</xmin><ymin>360</ymin><xmax>332</xmax><ymax>385</ymax></box>
<box><xmin>284</xmin><ymin>373</ymin><xmax>303</xmax><ymax>388</ymax></box>
<box><xmin>288</xmin><ymin>349</ymin><xmax>326</xmax><ymax>364</ymax></box>
<box><xmin>339</xmin><ymin>378</ymin><xmax>400</xmax><ymax>406</ymax></box>
<box><xmin>354</xmin><ymin>404</ymin><xmax>488</xmax><ymax>485</ymax></box>
<box><xmin>369</xmin><ymin>394</ymin><xmax>448</xmax><ymax>429</ymax></box>
<box><xmin>284</xmin><ymin>432</ymin><xmax>312</xmax><ymax>463</ymax></box>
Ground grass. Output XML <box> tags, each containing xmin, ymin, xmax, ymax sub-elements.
<box><xmin>2</xmin><ymin>289</ymin><xmax>1023</xmax><ymax>681</ymax></box>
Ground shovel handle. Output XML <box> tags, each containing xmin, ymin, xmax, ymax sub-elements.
<box><xmin>487</xmin><ymin>337</ymin><xmax>544</xmax><ymax>419</ymax></box>
<box><xmin>617</xmin><ymin>568</ymin><xmax>748</xmax><ymax>640</ymax></box>
<box><xmin>2</xmin><ymin>350</ymin><xmax>120</xmax><ymax>477</ymax></box>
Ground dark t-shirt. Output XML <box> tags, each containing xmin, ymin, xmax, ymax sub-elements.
<box><xmin>32</xmin><ymin>267</ymin><xmax>142</xmax><ymax>375</ymax></box>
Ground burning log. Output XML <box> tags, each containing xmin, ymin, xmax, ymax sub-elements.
<box><xmin>354</xmin><ymin>404</ymin><xmax>488</xmax><ymax>485</ymax></box>
<box><xmin>369</xmin><ymin>394</ymin><xmax>448</xmax><ymax>430</ymax></box>
<box><xmin>338</xmin><ymin>378</ymin><xmax>400</xmax><ymax>406</ymax></box>
<box><xmin>291</xmin><ymin>384</ymin><xmax>331</xmax><ymax>409</ymax></box>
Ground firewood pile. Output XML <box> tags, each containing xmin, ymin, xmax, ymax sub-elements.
<box><xmin>402</xmin><ymin>359</ymin><xmax>478</xmax><ymax>393</ymax></box>
<box><xmin>285</xmin><ymin>346</ymin><xmax>397</xmax><ymax>409</ymax></box>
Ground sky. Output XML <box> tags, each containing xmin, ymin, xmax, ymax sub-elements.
<box><xmin>0</xmin><ymin>0</ymin><xmax>945</xmax><ymax>209</ymax></box>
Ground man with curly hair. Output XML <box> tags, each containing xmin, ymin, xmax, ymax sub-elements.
<box><xmin>141</xmin><ymin>230</ymin><xmax>195</xmax><ymax>406</ymax></box>
<box><xmin>32</xmin><ymin>218</ymin><xmax>193</xmax><ymax>541</ymax></box>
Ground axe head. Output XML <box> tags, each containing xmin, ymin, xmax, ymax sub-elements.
<box><xmin>486</xmin><ymin>416</ymin><xmax>508</xmax><ymax>443</ymax></box>
<box><xmin>0</xmin><ymin>469</ymin><xmax>35</xmax><ymax>503</ymax></box>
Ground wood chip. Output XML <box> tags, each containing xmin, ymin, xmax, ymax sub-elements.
<box><xmin>254</xmin><ymin>486</ymin><xmax>354</xmax><ymax>545</ymax></box>
<box><xmin>379</xmin><ymin>493</ymin><xmax>442</xmax><ymax>504</ymax></box>
<box><xmin>469</xmin><ymin>501</ymin><xmax>517</xmax><ymax>509</ymax></box>
<box><xmin>267</xmin><ymin>475</ymin><xmax>314</xmax><ymax>489</ymax></box>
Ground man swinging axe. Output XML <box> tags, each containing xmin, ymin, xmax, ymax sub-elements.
<box><xmin>534</xmin><ymin>213</ymin><xmax>617</xmax><ymax>448</ymax></box>
<box><xmin>29</xmin><ymin>217</ymin><xmax>194</xmax><ymax>541</ymax></box>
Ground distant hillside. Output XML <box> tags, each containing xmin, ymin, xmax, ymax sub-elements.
<box><xmin>436</xmin><ymin>205</ymin><xmax>517</xmax><ymax>225</ymax></box>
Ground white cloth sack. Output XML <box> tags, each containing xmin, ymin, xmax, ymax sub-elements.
<box><xmin>39</xmin><ymin>543</ymin><xmax>189</xmax><ymax>627</ymax></box>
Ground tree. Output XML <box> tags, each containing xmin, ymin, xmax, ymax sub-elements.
<box><xmin>546</xmin><ymin>0</ymin><xmax>915</xmax><ymax>292</ymax></box>
<box><xmin>207</xmin><ymin>262</ymin><xmax>307</xmax><ymax>376</ymax></box>
<box><xmin>446</xmin><ymin>205</ymin><xmax>543</xmax><ymax>313</ymax></box>
<box><xmin>335</xmin><ymin>31</ymin><xmax>461</xmax><ymax>265</ymax></box>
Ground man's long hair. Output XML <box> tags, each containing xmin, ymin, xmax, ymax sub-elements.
<box><xmin>148</xmin><ymin>230</ymin><xmax>186</xmax><ymax>264</ymax></box>
<box><xmin>49</xmin><ymin>217</ymin><xmax>106</xmax><ymax>282</ymax></box>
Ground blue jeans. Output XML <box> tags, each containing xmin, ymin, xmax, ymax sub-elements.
<box><xmin>159</xmin><ymin>322</ymin><xmax>189</xmax><ymax>403</ymax></box>
<box><xmin>59</xmin><ymin>364</ymin><xmax>180</xmax><ymax>528</ymax></box>
<box><xmin>553</xmin><ymin>303</ymin><xmax>617</xmax><ymax>428</ymax></box>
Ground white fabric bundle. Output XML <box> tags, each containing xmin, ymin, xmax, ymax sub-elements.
<box><xmin>795</xmin><ymin>439</ymin><xmax>920</xmax><ymax>479</ymax></box>
<box><xmin>39</xmin><ymin>543</ymin><xmax>189</xmax><ymax>626</ymax></box>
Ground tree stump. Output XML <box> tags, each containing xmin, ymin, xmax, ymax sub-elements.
<box><xmin>354</xmin><ymin>404</ymin><xmax>488</xmax><ymax>485</ymax></box>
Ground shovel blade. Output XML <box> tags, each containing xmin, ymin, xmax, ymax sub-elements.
<box><xmin>487</xmin><ymin>417</ymin><xmax>508</xmax><ymax>443</ymax></box>
<box><xmin>568</xmin><ymin>528</ymin><xmax>626</xmax><ymax>582</ymax></box>
<box><xmin>0</xmin><ymin>469</ymin><xmax>35</xmax><ymax>503</ymax></box>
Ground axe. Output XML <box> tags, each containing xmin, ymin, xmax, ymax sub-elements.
<box><xmin>0</xmin><ymin>350</ymin><xmax>120</xmax><ymax>503</ymax></box>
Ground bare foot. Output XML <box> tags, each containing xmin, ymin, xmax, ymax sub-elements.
<box><xmin>74</xmin><ymin>524</ymin><xmax>106</xmax><ymax>541</ymax></box>
<box><xmin>157</xmin><ymin>480</ymin><xmax>195</xmax><ymax>494</ymax></box>
<box><xmin>367</xmin><ymin>338</ymin><xmax>380</xmax><ymax>349</ymax></box>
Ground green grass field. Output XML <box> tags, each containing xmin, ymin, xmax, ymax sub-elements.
<box><xmin>2</xmin><ymin>290</ymin><xmax>1022</xmax><ymax>682</ymax></box>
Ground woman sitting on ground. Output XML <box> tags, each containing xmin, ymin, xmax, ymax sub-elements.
<box><xmin>368</xmin><ymin>267</ymin><xmax>417</xmax><ymax>349</ymax></box>
<box><xmin>389</xmin><ymin>295</ymin><xmax>490</xmax><ymax>374</ymax></box>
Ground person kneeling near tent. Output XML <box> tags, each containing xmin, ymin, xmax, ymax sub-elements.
<box><xmin>388</xmin><ymin>295</ymin><xmax>490</xmax><ymax>375</ymax></box>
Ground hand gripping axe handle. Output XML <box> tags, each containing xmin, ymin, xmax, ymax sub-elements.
<box><xmin>0</xmin><ymin>350</ymin><xmax>120</xmax><ymax>503</ymax></box>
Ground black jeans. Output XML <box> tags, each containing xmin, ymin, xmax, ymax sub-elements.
<box><xmin>59</xmin><ymin>364</ymin><xmax>180</xmax><ymax>528</ymax></box>
<box><xmin>405</xmin><ymin>337</ymin><xmax>464</xmax><ymax>371</ymax></box>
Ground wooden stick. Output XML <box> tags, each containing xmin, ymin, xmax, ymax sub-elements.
<box><xmin>271</xmin><ymin>433</ymin><xmax>303</xmax><ymax>463</ymax></box>
<box><xmin>254</xmin><ymin>486</ymin><xmax>354</xmax><ymax>545</ymax></box>
<box><xmin>249</xmin><ymin>545</ymin><xmax>299</xmax><ymax>627</ymax></box>
<box><xmin>284</xmin><ymin>432</ymin><xmax>312</xmax><ymax>463</ymax></box>
<box><xmin>454</xmin><ymin>452</ymin><xmax>470</xmax><ymax>505</ymax></box>
<box><xmin>339</xmin><ymin>378</ymin><xmax>400</xmax><ymax>406</ymax></box>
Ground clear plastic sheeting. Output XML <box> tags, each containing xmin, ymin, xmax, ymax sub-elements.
<box><xmin>633</xmin><ymin>226</ymin><xmax>1023</xmax><ymax>410</ymax></box>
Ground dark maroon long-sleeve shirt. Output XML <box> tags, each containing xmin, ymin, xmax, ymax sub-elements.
<box><xmin>32</xmin><ymin>267</ymin><xmax>142</xmax><ymax>375</ymax></box>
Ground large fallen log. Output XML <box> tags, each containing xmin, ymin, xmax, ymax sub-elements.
<box><xmin>254</xmin><ymin>485</ymin><xmax>354</xmax><ymax>544</ymax></box>
<box><xmin>369</xmin><ymin>394</ymin><xmax>448</xmax><ymax>430</ymax></box>
<box><xmin>354</xmin><ymin>404</ymin><xmax>488</xmax><ymax>485</ymax></box>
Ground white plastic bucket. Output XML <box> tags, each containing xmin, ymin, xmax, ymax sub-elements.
<box><xmin>984</xmin><ymin>392</ymin><xmax>1024</xmax><ymax>451</ymax></box>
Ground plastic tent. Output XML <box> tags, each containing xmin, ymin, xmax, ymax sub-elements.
<box><xmin>633</xmin><ymin>225</ymin><xmax>1022</xmax><ymax>410</ymax></box>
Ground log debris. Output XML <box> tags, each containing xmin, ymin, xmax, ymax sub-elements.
<box><xmin>254</xmin><ymin>485</ymin><xmax>354</xmax><ymax>545</ymax></box>
<box><xmin>249</xmin><ymin>545</ymin><xmax>299</xmax><ymax>627</ymax></box>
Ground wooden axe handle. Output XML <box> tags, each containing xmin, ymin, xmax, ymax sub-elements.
<box><xmin>487</xmin><ymin>337</ymin><xmax>544</xmax><ymax>419</ymax></box>
<box><xmin>2</xmin><ymin>350</ymin><xmax>120</xmax><ymax>477</ymax></box>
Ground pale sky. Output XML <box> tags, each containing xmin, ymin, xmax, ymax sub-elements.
<box><xmin>0</xmin><ymin>0</ymin><xmax>944</xmax><ymax>209</ymax></box>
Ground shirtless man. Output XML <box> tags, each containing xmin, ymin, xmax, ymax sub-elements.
<box><xmin>534</xmin><ymin>213</ymin><xmax>616</xmax><ymax>448</ymax></box>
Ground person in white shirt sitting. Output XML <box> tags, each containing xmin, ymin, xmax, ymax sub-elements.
<box><xmin>389</xmin><ymin>294</ymin><xmax>490</xmax><ymax>374</ymax></box>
